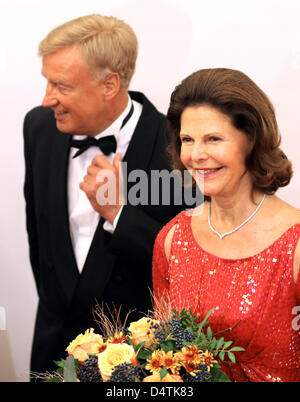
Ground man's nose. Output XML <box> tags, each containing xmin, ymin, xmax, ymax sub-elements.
<box><xmin>42</xmin><ymin>82</ymin><xmax>59</xmax><ymax>108</ymax></box>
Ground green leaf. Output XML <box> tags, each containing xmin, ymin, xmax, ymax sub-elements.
<box><xmin>222</xmin><ymin>341</ymin><xmax>233</xmax><ymax>349</ymax></box>
<box><xmin>206</xmin><ymin>326</ymin><xmax>212</xmax><ymax>341</ymax></box>
<box><xmin>216</xmin><ymin>337</ymin><xmax>224</xmax><ymax>350</ymax></box>
<box><xmin>197</xmin><ymin>308</ymin><xmax>215</xmax><ymax>332</ymax></box>
<box><xmin>161</xmin><ymin>340</ymin><xmax>176</xmax><ymax>352</ymax></box>
<box><xmin>53</xmin><ymin>359</ymin><xmax>65</xmax><ymax>368</ymax></box>
<box><xmin>219</xmin><ymin>350</ymin><xmax>225</xmax><ymax>361</ymax></box>
<box><xmin>210</xmin><ymin>337</ymin><xmax>217</xmax><ymax>349</ymax></box>
<box><xmin>198</xmin><ymin>332</ymin><xmax>207</xmax><ymax>342</ymax></box>
<box><xmin>228</xmin><ymin>351</ymin><xmax>236</xmax><ymax>363</ymax></box>
<box><xmin>136</xmin><ymin>348</ymin><xmax>152</xmax><ymax>360</ymax></box>
<box><xmin>202</xmin><ymin>307</ymin><xmax>215</xmax><ymax>322</ymax></box>
<box><xmin>229</xmin><ymin>346</ymin><xmax>245</xmax><ymax>352</ymax></box>
<box><xmin>127</xmin><ymin>337</ymin><xmax>133</xmax><ymax>346</ymax></box>
<box><xmin>160</xmin><ymin>367</ymin><xmax>168</xmax><ymax>380</ymax></box>
<box><xmin>63</xmin><ymin>355</ymin><xmax>78</xmax><ymax>382</ymax></box>
<box><xmin>210</xmin><ymin>366</ymin><xmax>231</xmax><ymax>382</ymax></box>
<box><xmin>134</xmin><ymin>341</ymin><xmax>145</xmax><ymax>352</ymax></box>
<box><xmin>45</xmin><ymin>377</ymin><xmax>61</xmax><ymax>382</ymax></box>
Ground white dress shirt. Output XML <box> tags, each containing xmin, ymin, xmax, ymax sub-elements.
<box><xmin>68</xmin><ymin>96</ymin><xmax>143</xmax><ymax>273</ymax></box>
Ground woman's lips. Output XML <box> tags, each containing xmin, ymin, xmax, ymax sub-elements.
<box><xmin>195</xmin><ymin>167</ymin><xmax>223</xmax><ymax>179</ymax></box>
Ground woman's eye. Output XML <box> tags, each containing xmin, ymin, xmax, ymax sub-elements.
<box><xmin>180</xmin><ymin>137</ymin><xmax>193</xmax><ymax>143</ymax></box>
<box><xmin>209</xmin><ymin>136</ymin><xmax>221</xmax><ymax>142</ymax></box>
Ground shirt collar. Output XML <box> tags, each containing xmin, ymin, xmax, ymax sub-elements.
<box><xmin>73</xmin><ymin>95</ymin><xmax>131</xmax><ymax>142</ymax></box>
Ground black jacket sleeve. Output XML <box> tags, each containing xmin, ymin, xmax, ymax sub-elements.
<box><xmin>23</xmin><ymin>112</ymin><xmax>40</xmax><ymax>290</ymax></box>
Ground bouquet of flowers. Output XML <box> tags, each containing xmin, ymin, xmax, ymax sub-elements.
<box><xmin>44</xmin><ymin>305</ymin><xmax>244</xmax><ymax>382</ymax></box>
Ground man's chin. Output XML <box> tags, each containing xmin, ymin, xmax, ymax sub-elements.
<box><xmin>55</xmin><ymin>121</ymin><xmax>73</xmax><ymax>134</ymax></box>
<box><xmin>56</xmin><ymin>126</ymin><xmax>69</xmax><ymax>134</ymax></box>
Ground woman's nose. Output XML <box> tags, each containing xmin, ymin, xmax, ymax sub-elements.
<box><xmin>191</xmin><ymin>143</ymin><xmax>209</xmax><ymax>162</ymax></box>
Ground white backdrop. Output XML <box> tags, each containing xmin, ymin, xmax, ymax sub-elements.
<box><xmin>0</xmin><ymin>0</ymin><xmax>299</xmax><ymax>381</ymax></box>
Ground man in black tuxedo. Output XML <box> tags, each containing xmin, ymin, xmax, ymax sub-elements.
<box><xmin>23</xmin><ymin>14</ymin><xmax>186</xmax><ymax>376</ymax></box>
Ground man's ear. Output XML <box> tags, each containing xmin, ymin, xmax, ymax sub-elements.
<box><xmin>103</xmin><ymin>73</ymin><xmax>121</xmax><ymax>100</ymax></box>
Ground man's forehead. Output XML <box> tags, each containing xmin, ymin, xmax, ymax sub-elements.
<box><xmin>41</xmin><ymin>47</ymin><xmax>90</xmax><ymax>80</ymax></box>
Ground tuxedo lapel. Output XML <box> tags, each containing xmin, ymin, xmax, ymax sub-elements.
<box><xmin>123</xmin><ymin>92</ymin><xmax>161</xmax><ymax>173</ymax></box>
<box><xmin>48</xmin><ymin>128</ymin><xmax>79</xmax><ymax>305</ymax></box>
<box><xmin>70</xmin><ymin>220</ymin><xmax>117</xmax><ymax>316</ymax></box>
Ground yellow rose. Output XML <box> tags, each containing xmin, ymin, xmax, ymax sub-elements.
<box><xmin>65</xmin><ymin>328</ymin><xmax>105</xmax><ymax>363</ymax></box>
<box><xmin>128</xmin><ymin>317</ymin><xmax>159</xmax><ymax>347</ymax></box>
<box><xmin>98</xmin><ymin>343</ymin><xmax>136</xmax><ymax>382</ymax></box>
<box><xmin>143</xmin><ymin>373</ymin><xmax>183</xmax><ymax>382</ymax></box>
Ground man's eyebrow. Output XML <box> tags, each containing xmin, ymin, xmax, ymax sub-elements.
<box><xmin>41</xmin><ymin>74</ymin><xmax>73</xmax><ymax>88</ymax></box>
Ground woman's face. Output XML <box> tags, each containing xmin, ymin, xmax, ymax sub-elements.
<box><xmin>180</xmin><ymin>105</ymin><xmax>252</xmax><ymax>198</ymax></box>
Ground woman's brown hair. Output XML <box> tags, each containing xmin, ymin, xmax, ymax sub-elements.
<box><xmin>167</xmin><ymin>68</ymin><xmax>292</xmax><ymax>194</ymax></box>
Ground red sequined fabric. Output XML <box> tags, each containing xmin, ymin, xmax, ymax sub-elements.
<box><xmin>152</xmin><ymin>211</ymin><xmax>300</xmax><ymax>382</ymax></box>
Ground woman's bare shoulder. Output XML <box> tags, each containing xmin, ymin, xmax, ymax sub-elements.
<box><xmin>272</xmin><ymin>197</ymin><xmax>300</xmax><ymax>283</ymax></box>
<box><xmin>268</xmin><ymin>196</ymin><xmax>300</xmax><ymax>227</ymax></box>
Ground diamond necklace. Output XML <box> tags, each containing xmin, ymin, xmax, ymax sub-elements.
<box><xmin>208</xmin><ymin>194</ymin><xmax>266</xmax><ymax>239</ymax></box>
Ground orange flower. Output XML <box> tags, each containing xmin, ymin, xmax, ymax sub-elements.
<box><xmin>145</xmin><ymin>350</ymin><xmax>164</xmax><ymax>373</ymax></box>
<box><xmin>177</xmin><ymin>345</ymin><xmax>201</xmax><ymax>362</ymax></box>
<box><xmin>65</xmin><ymin>328</ymin><xmax>105</xmax><ymax>363</ymax></box>
<box><xmin>146</xmin><ymin>350</ymin><xmax>181</xmax><ymax>375</ymax></box>
<box><xmin>181</xmin><ymin>360</ymin><xmax>200</xmax><ymax>374</ymax></box>
<box><xmin>175</xmin><ymin>345</ymin><xmax>203</xmax><ymax>374</ymax></box>
<box><xmin>107</xmin><ymin>331</ymin><xmax>126</xmax><ymax>345</ymax></box>
<box><xmin>162</xmin><ymin>351</ymin><xmax>181</xmax><ymax>375</ymax></box>
<box><xmin>128</xmin><ymin>317</ymin><xmax>159</xmax><ymax>347</ymax></box>
<box><xmin>200</xmin><ymin>350</ymin><xmax>218</xmax><ymax>372</ymax></box>
<box><xmin>143</xmin><ymin>373</ymin><xmax>183</xmax><ymax>382</ymax></box>
<box><xmin>176</xmin><ymin>345</ymin><xmax>201</xmax><ymax>364</ymax></box>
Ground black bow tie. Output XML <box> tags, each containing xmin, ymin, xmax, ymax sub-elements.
<box><xmin>70</xmin><ymin>135</ymin><xmax>117</xmax><ymax>158</ymax></box>
<box><xmin>70</xmin><ymin>101</ymin><xmax>134</xmax><ymax>159</ymax></box>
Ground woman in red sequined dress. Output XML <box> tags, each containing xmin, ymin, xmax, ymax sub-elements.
<box><xmin>152</xmin><ymin>68</ymin><xmax>300</xmax><ymax>382</ymax></box>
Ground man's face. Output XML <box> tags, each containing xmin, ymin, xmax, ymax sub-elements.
<box><xmin>42</xmin><ymin>46</ymin><xmax>108</xmax><ymax>135</ymax></box>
